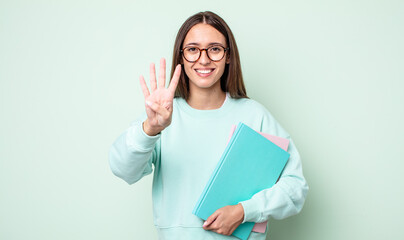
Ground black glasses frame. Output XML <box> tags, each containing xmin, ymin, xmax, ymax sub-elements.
<box><xmin>181</xmin><ymin>46</ymin><xmax>229</xmax><ymax>63</ymax></box>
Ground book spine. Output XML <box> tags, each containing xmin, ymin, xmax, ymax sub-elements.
<box><xmin>192</xmin><ymin>123</ymin><xmax>245</xmax><ymax>216</ymax></box>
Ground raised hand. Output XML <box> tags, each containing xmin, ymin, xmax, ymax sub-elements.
<box><xmin>139</xmin><ymin>58</ymin><xmax>181</xmax><ymax>136</ymax></box>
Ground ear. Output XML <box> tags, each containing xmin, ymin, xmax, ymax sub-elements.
<box><xmin>226</xmin><ymin>54</ymin><xmax>230</xmax><ymax>64</ymax></box>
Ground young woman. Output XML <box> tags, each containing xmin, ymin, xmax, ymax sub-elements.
<box><xmin>109</xmin><ymin>11</ymin><xmax>308</xmax><ymax>240</ymax></box>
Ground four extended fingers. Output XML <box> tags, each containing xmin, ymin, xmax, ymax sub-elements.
<box><xmin>140</xmin><ymin>59</ymin><xmax>179</xmax><ymax>120</ymax></box>
<box><xmin>142</xmin><ymin>58</ymin><xmax>181</xmax><ymax>95</ymax></box>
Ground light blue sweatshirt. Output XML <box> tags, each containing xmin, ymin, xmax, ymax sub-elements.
<box><xmin>109</xmin><ymin>95</ymin><xmax>308</xmax><ymax>240</ymax></box>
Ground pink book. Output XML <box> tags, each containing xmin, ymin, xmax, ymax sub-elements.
<box><xmin>227</xmin><ymin>125</ymin><xmax>290</xmax><ymax>233</ymax></box>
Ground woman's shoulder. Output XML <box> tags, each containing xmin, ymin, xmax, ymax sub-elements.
<box><xmin>229</xmin><ymin>96</ymin><xmax>270</xmax><ymax>114</ymax></box>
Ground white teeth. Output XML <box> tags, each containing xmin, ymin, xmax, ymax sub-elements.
<box><xmin>196</xmin><ymin>69</ymin><xmax>213</xmax><ymax>74</ymax></box>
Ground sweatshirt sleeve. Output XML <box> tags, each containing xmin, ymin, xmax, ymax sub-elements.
<box><xmin>109</xmin><ymin>117</ymin><xmax>160</xmax><ymax>185</ymax></box>
<box><xmin>239</xmin><ymin>112</ymin><xmax>309</xmax><ymax>223</ymax></box>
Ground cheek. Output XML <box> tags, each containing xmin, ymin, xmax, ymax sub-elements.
<box><xmin>183</xmin><ymin>65</ymin><xmax>193</xmax><ymax>77</ymax></box>
<box><xmin>216</xmin><ymin>63</ymin><xmax>227</xmax><ymax>76</ymax></box>
<box><xmin>183</xmin><ymin>63</ymin><xmax>196</xmax><ymax>77</ymax></box>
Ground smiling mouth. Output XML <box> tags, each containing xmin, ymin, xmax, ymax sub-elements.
<box><xmin>195</xmin><ymin>69</ymin><xmax>214</xmax><ymax>74</ymax></box>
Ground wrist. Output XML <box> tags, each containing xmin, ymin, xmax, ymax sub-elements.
<box><xmin>237</xmin><ymin>203</ymin><xmax>245</xmax><ymax>223</ymax></box>
<box><xmin>143</xmin><ymin>120</ymin><xmax>163</xmax><ymax>136</ymax></box>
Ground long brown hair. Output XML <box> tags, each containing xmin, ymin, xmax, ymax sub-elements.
<box><xmin>170</xmin><ymin>11</ymin><xmax>248</xmax><ymax>100</ymax></box>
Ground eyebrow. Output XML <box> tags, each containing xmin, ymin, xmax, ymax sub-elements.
<box><xmin>184</xmin><ymin>42</ymin><xmax>225</xmax><ymax>47</ymax></box>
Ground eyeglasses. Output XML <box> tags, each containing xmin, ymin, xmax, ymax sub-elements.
<box><xmin>181</xmin><ymin>45</ymin><xmax>229</xmax><ymax>63</ymax></box>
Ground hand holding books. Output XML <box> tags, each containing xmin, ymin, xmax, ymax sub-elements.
<box><xmin>202</xmin><ymin>203</ymin><xmax>245</xmax><ymax>236</ymax></box>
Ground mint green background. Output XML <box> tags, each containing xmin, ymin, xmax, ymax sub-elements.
<box><xmin>1</xmin><ymin>0</ymin><xmax>403</xmax><ymax>239</ymax></box>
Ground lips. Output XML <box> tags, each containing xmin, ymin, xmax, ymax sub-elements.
<box><xmin>194</xmin><ymin>68</ymin><xmax>215</xmax><ymax>77</ymax></box>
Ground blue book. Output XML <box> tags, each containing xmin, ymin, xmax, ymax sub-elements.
<box><xmin>192</xmin><ymin>122</ymin><xmax>290</xmax><ymax>240</ymax></box>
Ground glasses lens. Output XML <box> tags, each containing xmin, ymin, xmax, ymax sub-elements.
<box><xmin>207</xmin><ymin>46</ymin><xmax>225</xmax><ymax>61</ymax></box>
<box><xmin>183</xmin><ymin>47</ymin><xmax>200</xmax><ymax>62</ymax></box>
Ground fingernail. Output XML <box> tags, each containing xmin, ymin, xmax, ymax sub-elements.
<box><xmin>203</xmin><ymin>221</ymin><xmax>207</xmax><ymax>227</ymax></box>
<box><xmin>146</xmin><ymin>101</ymin><xmax>152</xmax><ymax>106</ymax></box>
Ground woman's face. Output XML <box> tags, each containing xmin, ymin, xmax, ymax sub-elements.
<box><xmin>182</xmin><ymin>23</ymin><xmax>229</xmax><ymax>94</ymax></box>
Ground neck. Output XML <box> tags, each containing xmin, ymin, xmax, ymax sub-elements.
<box><xmin>187</xmin><ymin>88</ymin><xmax>226</xmax><ymax>110</ymax></box>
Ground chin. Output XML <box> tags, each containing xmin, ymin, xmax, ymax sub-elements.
<box><xmin>190</xmin><ymin>78</ymin><xmax>220</xmax><ymax>90</ymax></box>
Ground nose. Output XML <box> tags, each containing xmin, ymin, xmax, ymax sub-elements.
<box><xmin>198</xmin><ymin>49</ymin><xmax>211</xmax><ymax>65</ymax></box>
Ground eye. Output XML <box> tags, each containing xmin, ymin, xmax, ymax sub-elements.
<box><xmin>186</xmin><ymin>47</ymin><xmax>198</xmax><ymax>52</ymax></box>
<box><xmin>209</xmin><ymin>47</ymin><xmax>222</xmax><ymax>52</ymax></box>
